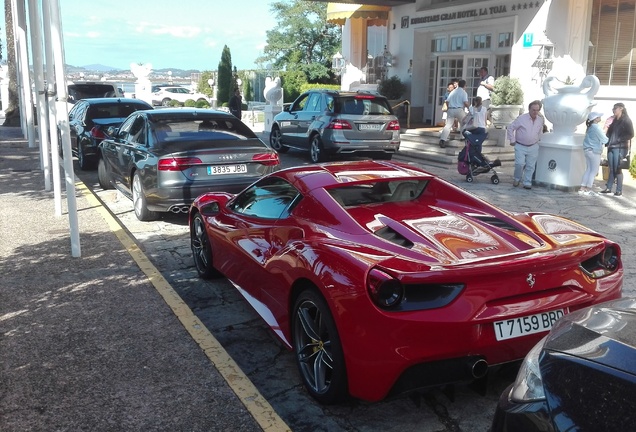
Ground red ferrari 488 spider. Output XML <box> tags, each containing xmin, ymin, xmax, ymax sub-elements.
<box><xmin>189</xmin><ymin>160</ymin><xmax>622</xmax><ymax>404</ymax></box>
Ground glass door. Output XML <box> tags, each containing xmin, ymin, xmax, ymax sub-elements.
<box><xmin>435</xmin><ymin>57</ymin><xmax>464</xmax><ymax>123</ymax></box>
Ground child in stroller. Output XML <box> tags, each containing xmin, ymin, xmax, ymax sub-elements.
<box><xmin>457</xmin><ymin>96</ymin><xmax>501</xmax><ymax>183</ymax></box>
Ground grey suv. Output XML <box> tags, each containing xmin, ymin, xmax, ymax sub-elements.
<box><xmin>269</xmin><ymin>90</ymin><xmax>401</xmax><ymax>163</ymax></box>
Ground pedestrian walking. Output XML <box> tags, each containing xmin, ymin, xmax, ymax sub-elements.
<box><xmin>600</xmin><ymin>102</ymin><xmax>634</xmax><ymax>196</ymax></box>
<box><xmin>229</xmin><ymin>88</ymin><xmax>242</xmax><ymax>119</ymax></box>
<box><xmin>439</xmin><ymin>79</ymin><xmax>469</xmax><ymax>148</ymax></box>
<box><xmin>507</xmin><ymin>100</ymin><xmax>545</xmax><ymax>189</ymax></box>
<box><xmin>579</xmin><ymin>111</ymin><xmax>608</xmax><ymax>196</ymax></box>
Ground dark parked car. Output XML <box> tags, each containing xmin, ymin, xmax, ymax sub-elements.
<box><xmin>189</xmin><ymin>160</ymin><xmax>622</xmax><ymax>404</ymax></box>
<box><xmin>67</xmin><ymin>82</ymin><xmax>124</xmax><ymax>105</ymax></box>
<box><xmin>68</xmin><ymin>98</ymin><xmax>153</xmax><ymax>170</ymax></box>
<box><xmin>491</xmin><ymin>297</ymin><xmax>636</xmax><ymax>432</ymax></box>
<box><xmin>98</xmin><ymin>108</ymin><xmax>280</xmax><ymax>221</ymax></box>
<box><xmin>269</xmin><ymin>90</ymin><xmax>401</xmax><ymax>163</ymax></box>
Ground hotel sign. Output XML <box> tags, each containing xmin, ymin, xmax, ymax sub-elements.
<box><xmin>402</xmin><ymin>2</ymin><xmax>543</xmax><ymax>28</ymax></box>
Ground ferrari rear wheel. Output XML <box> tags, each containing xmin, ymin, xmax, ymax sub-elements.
<box><xmin>132</xmin><ymin>172</ymin><xmax>158</xmax><ymax>221</ymax></box>
<box><xmin>269</xmin><ymin>126</ymin><xmax>289</xmax><ymax>153</ymax></box>
<box><xmin>292</xmin><ymin>288</ymin><xmax>347</xmax><ymax>404</ymax></box>
<box><xmin>190</xmin><ymin>213</ymin><xmax>221</xmax><ymax>279</ymax></box>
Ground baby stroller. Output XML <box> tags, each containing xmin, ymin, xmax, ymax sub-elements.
<box><xmin>457</xmin><ymin>129</ymin><xmax>501</xmax><ymax>184</ymax></box>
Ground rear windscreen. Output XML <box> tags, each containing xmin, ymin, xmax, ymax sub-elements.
<box><xmin>69</xmin><ymin>84</ymin><xmax>117</xmax><ymax>99</ymax></box>
<box><xmin>328</xmin><ymin>180</ymin><xmax>428</xmax><ymax>207</ymax></box>
<box><xmin>151</xmin><ymin>118</ymin><xmax>257</xmax><ymax>143</ymax></box>
<box><xmin>89</xmin><ymin>103</ymin><xmax>150</xmax><ymax>119</ymax></box>
<box><xmin>335</xmin><ymin>97</ymin><xmax>392</xmax><ymax>115</ymax></box>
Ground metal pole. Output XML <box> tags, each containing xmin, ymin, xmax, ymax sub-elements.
<box><xmin>48</xmin><ymin>0</ymin><xmax>81</xmax><ymax>257</ymax></box>
<box><xmin>28</xmin><ymin>0</ymin><xmax>51</xmax><ymax>190</ymax></box>
<box><xmin>42</xmin><ymin>0</ymin><xmax>63</xmax><ymax>216</ymax></box>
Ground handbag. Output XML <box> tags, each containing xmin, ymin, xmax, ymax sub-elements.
<box><xmin>620</xmin><ymin>140</ymin><xmax>632</xmax><ymax>170</ymax></box>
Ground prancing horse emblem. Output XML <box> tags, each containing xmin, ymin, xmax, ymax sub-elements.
<box><xmin>526</xmin><ymin>273</ymin><xmax>536</xmax><ymax>288</ymax></box>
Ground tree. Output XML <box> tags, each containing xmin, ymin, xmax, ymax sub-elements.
<box><xmin>257</xmin><ymin>0</ymin><xmax>341</xmax><ymax>83</ymax></box>
<box><xmin>217</xmin><ymin>46</ymin><xmax>233</xmax><ymax>106</ymax></box>
<box><xmin>3</xmin><ymin>0</ymin><xmax>20</xmax><ymax>126</ymax></box>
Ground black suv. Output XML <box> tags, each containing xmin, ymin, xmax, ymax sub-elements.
<box><xmin>269</xmin><ymin>90</ymin><xmax>401</xmax><ymax>163</ymax></box>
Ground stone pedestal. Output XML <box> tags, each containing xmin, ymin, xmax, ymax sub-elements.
<box><xmin>263</xmin><ymin>105</ymin><xmax>282</xmax><ymax>133</ymax></box>
<box><xmin>535</xmin><ymin>133</ymin><xmax>585</xmax><ymax>190</ymax></box>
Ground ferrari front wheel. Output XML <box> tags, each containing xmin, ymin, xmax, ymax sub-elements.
<box><xmin>190</xmin><ymin>213</ymin><xmax>221</xmax><ymax>279</ymax></box>
<box><xmin>292</xmin><ymin>288</ymin><xmax>347</xmax><ymax>404</ymax></box>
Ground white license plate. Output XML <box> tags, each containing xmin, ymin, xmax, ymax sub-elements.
<box><xmin>493</xmin><ymin>309</ymin><xmax>565</xmax><ymax>341</ymax></box>
<box><xmin>207</xmin><ymin>164</ymin><xmax>248</xmax><ymax>175</ymax></box>
<box><xmin>358</xmin><ymin>123</ymin><xmax>382</xmax><ymax>131</ymax></box>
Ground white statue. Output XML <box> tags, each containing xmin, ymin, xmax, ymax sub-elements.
<box><xmin>131</xmin><ymin>63</ymin><xmax>153</xmax><ymax>104</ymax></box>
<box><xmin>130</xmin><ymin>63</ymin><xmax>153</xmax><ymax>84</ymax></box>
<box><xmin>264</xmin><ymin>76</ymin><xmax>283</xmax><ymax>106</ymax></box>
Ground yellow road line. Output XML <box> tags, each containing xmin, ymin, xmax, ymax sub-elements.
<box><xmin>77</xmin><ymin>181</ymin><xmax>291</xmax><ymax>432</ymax></box>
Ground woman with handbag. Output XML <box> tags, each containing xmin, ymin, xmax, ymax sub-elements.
<box><xmin>601</xmin><ymin>103</ymin><xmax>634</xmax><ymax>196</ymax></box>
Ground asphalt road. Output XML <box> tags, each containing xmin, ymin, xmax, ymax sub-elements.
<box><xmin>74</xmin><ymin>149</ymin><xmax>529</xmax><ymax>432</ymax></box>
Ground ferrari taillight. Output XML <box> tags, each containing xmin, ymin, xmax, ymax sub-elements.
<box><xmin>367</xmin><ymin>268</ymin><xmax>404</xmax><ymax>309</ymax></box>
<box><xmin>252</xmin><ymin>152</ymin><xmax>280</xmax><ymax>166</ymax></box>
<box><xmin>158</xmin><ymin>157</ymin><xmax>203</xmax><ymax>171</ymax></box>
<box><xmin>90</xmin><ymin>127</ymin><xmax>107</xmax><ymax>139</ymax></box>
<box><xmin>386</xmin><ymin>120</ymin><xmax>401</xmax><ymax>131</ymax></box>
<box><xmin>580</xmin><ymin>244</ymin><xmax>621</xmax><ymax>278</ymax></box>
<box><xmin>326</xmin><ymin>119</ymin><xmax>352</xmax><ymax>130</ymax></box>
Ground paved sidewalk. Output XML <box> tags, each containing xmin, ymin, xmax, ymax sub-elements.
<box><xmin>0</xmin><ymin>125</ymin><xmax>273</xmax><ymax>431</ymax></box>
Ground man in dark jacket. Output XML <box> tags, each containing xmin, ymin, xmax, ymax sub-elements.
<box><xmin>229</xmin><ymin>88</ymin><xmax>242</xmax><ymax>119</ymax></box>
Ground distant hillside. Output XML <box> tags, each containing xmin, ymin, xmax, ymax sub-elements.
<box><xmin>67</xmin><ymin>64</ymin><xmax>201</xmax><ymax>77</ymax></box>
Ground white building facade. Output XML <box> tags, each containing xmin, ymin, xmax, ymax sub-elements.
<box><xmin>328</xmin><ymin>0</ymin><xmax>636</xmax><ymax>126</ymax></box>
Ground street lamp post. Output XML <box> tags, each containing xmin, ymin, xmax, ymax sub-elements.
<box><xmin>168</xmin><ymin>70</ymin><xmax>173</xmax><ymax>85</ymax></box>
<box><xmin>207</xmin><ymin>77</ymin><xmax>216</xmax><ymax>108</ymax></box>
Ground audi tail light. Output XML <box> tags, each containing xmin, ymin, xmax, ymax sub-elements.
<box><xmin>252</xmin><ymin>152</ymin><xmax>280</xmax><ymax>166</ymax></box>
<box><xmin>158</xmin><ymin>157</ymin><xmax>203</xmax><ymax>171</ymax></box>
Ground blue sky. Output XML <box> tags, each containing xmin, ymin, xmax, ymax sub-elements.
<box><xmin>2</xmin><ymin>0</ymin><xmax>279</xmax><ymax>71</ymax></box>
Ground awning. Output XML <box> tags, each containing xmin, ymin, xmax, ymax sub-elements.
<box><xmin>326</xmin><ymin>3</ymin><xmax>391</xmax><ymax>25</ymax></box>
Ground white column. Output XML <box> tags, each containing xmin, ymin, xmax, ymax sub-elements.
<box><xmin>28</xmin><ymin>0</ymin><xmax>52</xmax><ymax>190</ymax></box>
<box><xmin>48</xmin><ymin>0</ymin><xmax>82</xmax><ymax>257</ymax></box>
<box><xmin>42</xmin><ymin>0</ymin><xmax>64</xmax><ymax>216</ymax></box>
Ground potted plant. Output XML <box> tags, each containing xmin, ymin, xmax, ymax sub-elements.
<box><xmin>378</xmin><ymin>75</ymin><xmax>406</xmax><ymax>101</ymax></box>
<box><xmin>489</xmin><ymin>75</ymin><xmax>524</xmax><ymax>127</ymax></box>
<box><xmin>378</xmin><ymin>75</ymin><xmax>407</xmax><ymax>118</ymax></box>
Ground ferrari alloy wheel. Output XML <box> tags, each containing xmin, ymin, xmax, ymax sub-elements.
<box><xmin>269</xmin><ymin>126</ymin><xmax>289</xmax><ymax>153</ymax></box>
<box><xmin>310</xmin><ymin>135</ymin><xmax>326</xmax><ymax>163</ymax></box>
<box><xmin>191</xmin><ymin>213</ymin><xmax>221</xmax><ymax>279</ymax></box>
<box><xmin>292</xmin><ymin>289</ymin><xmax>347</xmax><ymax>404</ymax></box>
<box><xmin>132</xmin><ymin>172</ymin><xmax>157</xmax><ymax>221</ymax></box>
<box><xmin>97</xmin><ymin>158</ymin><xmax>113</xmax><ymax>190</ymax></box>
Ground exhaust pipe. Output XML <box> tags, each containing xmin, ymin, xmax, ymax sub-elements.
<box><xmin>169</xmin><ymin>205</ymin><xmax>190</xmax><ymax>214</ymax></box>
<box><xmin>469</xmin><ymin>358</ymin><xmax>488</xmax><ymax>379</ymax></box>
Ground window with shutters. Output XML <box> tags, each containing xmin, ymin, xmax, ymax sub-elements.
<box><xmin>587</xmin><ymin>0</ymin><xmax>636</xmax><ymax>85</ymax></box>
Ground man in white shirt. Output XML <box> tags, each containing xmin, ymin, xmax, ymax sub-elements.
<box><xmin>439</xmin><ymin>79</ymin><xmax>469</xmax><ymax>148</ymax></box>
<box><xmin>476</xmin><ymin>67</ymin><xmax>494</xmax><ymax>110</ymax></box>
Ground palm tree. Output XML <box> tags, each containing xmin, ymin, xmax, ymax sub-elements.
<box><xmin>3</xmin><ymin>0</ymin><xmax>21</xmax><ymax>126</ymax></box>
